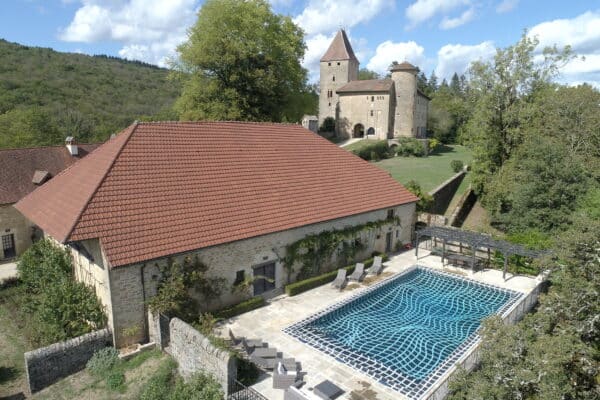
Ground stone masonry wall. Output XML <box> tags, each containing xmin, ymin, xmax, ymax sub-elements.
<box><xmin>428</xmin><ymin>170</ymin><xmax>466</xmax><ymax>215</ymax></box>
<box><xmin>168</xmin><ymin>318</ymin><xmax>236</xmax><ymax>396</ymax></box>
<box><xmin>24</xmin><ymin>329</ymin><xmax>112</xmax><ymax>394</ymax></box>
<box><xmin>0</xmin><ymin>204</ymin><xmax>34</xmax><ymax>260</ymax></box>
<box><xmin>338</xmin><ymin>93</ymin><xmax>392</xmax><ymax>139</ymax></box>
<box><xmin>391</xmin><ymin>70</ymin><xmax>417</xmax><ymax>137</ymax></box>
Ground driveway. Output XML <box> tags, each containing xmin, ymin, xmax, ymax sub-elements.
<box><xmin>0</xmin><ymin>261</ymin><xmax>18</xmax><ymax>282</ymax></box>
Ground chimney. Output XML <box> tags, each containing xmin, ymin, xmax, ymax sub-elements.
<box><xmin>65</xmin><ymin>136</ymin><xmax>78</xmax><ymax>156</ymax></box>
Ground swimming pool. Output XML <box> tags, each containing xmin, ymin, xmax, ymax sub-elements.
<box><xmin>284</xmin><ymin>266</ymin><xmax>522</xmax><ymax>399</ymax></box>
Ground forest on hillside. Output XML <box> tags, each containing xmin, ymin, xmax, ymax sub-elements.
<box><xmin>0</xmin><ymin>39</ymin><xmax>180</xmax><ymax>148</ymax></box>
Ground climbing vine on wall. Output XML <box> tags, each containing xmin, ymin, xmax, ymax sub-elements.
<box><xmin>283</xmin><ymin>216</ymin><xmax>401</xmax><ymax>280</ymax></box>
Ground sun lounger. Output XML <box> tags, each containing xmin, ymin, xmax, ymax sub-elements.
<box><xmin>273</xmin><ymin>362</ymin><xmax>301</xmax><ymax>389</ymax></box>
<box><xmin>348</xmin><ymin>263</ymin><xmax>365</xmax><ymax>282</ymax></box>
<box><xmin>369</xmin><ymin>256</ymin><xmax>383</xmax><ymax>275</ymax></box>
<box><xmin>331</xmin><ymin>269</ymin><xmax>347</xmax><ymax>290</ymax></box>
<box><xmin>229</xmin><ymin>329</ymin><xmax>263</xmax><ymax>348</ymax></box>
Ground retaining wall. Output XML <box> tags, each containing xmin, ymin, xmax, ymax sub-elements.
<box><xmin>428</xmin><ymin>170</ymin><xmax>466</xmax><ymax>215</ymax></box>
<box><xmin>24</xmin><ymin>328</ymin><xmax>112</xmax><ymax>393</ymax></box>
<box><xmin>168</xmin><ymin>318</ymin><xmax>236</xmax><ymax>396</ymax></box>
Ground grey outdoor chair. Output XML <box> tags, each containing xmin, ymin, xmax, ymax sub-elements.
<box><xmin>253</xmin><ymin>356</ymin><xmax>297</xmax><ymax>371</ymax></box>
<box><xmin>242</xmin><ymin>338</ymin><xmax>278</xmax><ymax>358</ymax></box>
<box><xmin>229</xmin><ymin>329</ymin><xmax>263</xmax><ymax>348</ymax></box>
<box><xmin>348</xmin><ymin>263</ymin><xmax>365</xmax><ymax>282</ymax></box>
<box><xmin>331</xmin><ymin>269</ymin><xmax>347</xmax><ymax>290</ymax></box>
<box><xmin>273</xmin><ymin>362</ymin><xmax>301</xmax><ymax>389</ymax></box>
<box><xmin>369</xmin><ymin>256</ymin><xmax>383</xmax><ymax>275</ymax></box>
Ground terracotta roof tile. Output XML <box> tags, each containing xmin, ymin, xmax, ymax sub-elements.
<box><xmin>0</xmin><ymin>143</ymin><xmax>99</xmax><ymax>205</ymax></box>
<box><xmin>320</xmin><ymin>30</ymin><xmax>358</xmax><ymax>62</ymax></box>
<box><xmin>337</xmin><ymin>79</ymin><xmax>394</xmax><ymax>93</ymax></box>
<box><xmin>16</xmin><ymin>122</ymin><xmax>417</xmax><ymax>268</ymax></box>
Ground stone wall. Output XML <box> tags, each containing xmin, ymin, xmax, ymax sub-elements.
<box><xmin>0</xmin><ymin>204</ymin><xmax>35</xmax><ymax>260</ymax></box>
<box><xmin>168</xmin><ymin>318</ymin><xmax>236</xmax><ymax>396</ymax></box>
<box><xmin>319</xmin><ymin>59</ymin><xmax>359</xmax><ymax>130</ymax></box>
<box><xmin>391</xmin><ymin>70</ymin><xmax>417</xmax><ymax>137</ymax></box>
<box><xmin>24</xmin><ymin>329</ymin><xmax>112</xmax><ymax>394</ymax></box>
<box><xmin>337</xmin><ymin>93</ymin><xmax>392</xmax><ymax>140</ymax></box>
<box><xmin>428</xmin><ymin>170</ymin><xmax>466</xmax><ymax>215</ymax></box>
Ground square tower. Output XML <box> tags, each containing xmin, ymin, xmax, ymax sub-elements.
<box><xmin>318</xmin><ymin>30</ymin><xmax>359</xmax><ymax>132</ymax></box>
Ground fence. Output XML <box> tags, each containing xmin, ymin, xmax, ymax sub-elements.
<box><xmin>228</xmin><ymin>379</ymin><xmax>268</xmax><ymax>400</ymax></box>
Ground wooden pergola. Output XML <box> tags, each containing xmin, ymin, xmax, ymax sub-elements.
<box><xmin>415</xmin><ymin>226</ymin><xmax>547</xmax><ymax>279</ymax></box>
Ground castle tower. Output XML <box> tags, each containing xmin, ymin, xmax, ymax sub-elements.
<box><xmin>318</xmin><ymin>30</ymin><xmax>359</xmax><ymax>131</ymax></box>
<box><xmin>390</xmin><ymin>61</ymin><xmax>419</xmax><ymax>137</ymax></box>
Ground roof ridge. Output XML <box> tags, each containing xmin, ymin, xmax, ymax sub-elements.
<box><xmin>0</xmin><ymin>143</ymin><xmax>98</xmax><ymax>152</ymax></box>
<box><xmin>138</xmin><ymin>120</ymin><xmax>302</xmax><ymax>127</ymax></box>
<box><xmin>63</xmin><ymin>123</ymin><xmax>139</xmax><ymax>243</ymax></box>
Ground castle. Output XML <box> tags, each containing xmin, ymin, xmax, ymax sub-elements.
<box><xmin>318</xmin><ymin>30</ymin><xmax>429</xmax><ymax>140</ymax></box>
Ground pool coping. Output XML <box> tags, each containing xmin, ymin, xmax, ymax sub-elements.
<box><xmin>283</xmin><ymin>264</ymin><xmax>524</xmax><ymax>400</ymax></box>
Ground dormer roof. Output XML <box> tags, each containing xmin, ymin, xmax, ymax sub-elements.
<box><xmin>320</xmin><ymin>30</ymin><xmax>358</xmax><ymax>63</ymax></box>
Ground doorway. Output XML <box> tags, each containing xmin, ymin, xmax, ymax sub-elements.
<box><xmin>2</xmin><ymin>233</ymin><xmax>16</xmax><ymax>259</ymax></box>
<box><xmin>385</xmin><ymin>232</ymin><xmax>393</xmax><ymax>253</ymax></box>
<box><xmin>353</xmin><ymin>124</ymin><xmax>365</xmax><ymax>138</ymax></box>
<box><xmin>253</xmin><ymin>262</ymin><xmax>276</xmax><ymax>295</ymax></box>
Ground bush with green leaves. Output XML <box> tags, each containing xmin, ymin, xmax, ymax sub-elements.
<box><xmin>404</xmin><ymin>180</ymin><xmax>433</xmax><ymax>212</ymax></box>
<box><xmin>86</xmin><ymin>347</ymin><xmax>121</xmax><ymax>377</ymax></box>
<box><xmin>18</xmin><ymin>239</ymin><xmax>71</xmax><ymax>293</ymax></box>
<box><xmin>352</xmin><ymin>141</ymin><xmax>392</xmax><ymax>161</ymax></box>
<box><xmin>319</xmin><ymin>116</ymin><xmax>335</xmax><ymax>133</ymax></box>
<box><xmin>395</xmin><ymin>137</ymin><xmax>426</xmax><ymax>157</ymax></box>
<box><xmin>450</xmin><ymin>159</ymin><xmax>464</xmax><ymax>173</ymax></box>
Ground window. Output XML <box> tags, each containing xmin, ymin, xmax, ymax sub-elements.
<box><xmin>253</xmin><ymin>262</ymin><xmax>276</xmax><ymax>295</ymax></box>
<box><xmin>396</xmin><ymin>230</ymin><xmax>400</xmax><ymax>238</ymax></box>
<box><xmin>328</xmin><ymin>62</ymin><xmax>331</xmax><ymax>66</ymax></box>
<box><xmin>370</xmin><ymin>110</ymin><xmax>374</xmax><ymax>117</ymax></box>
<box><xmin>234</xmin><ymin>270</ymin><xmax>245</xmax><ymax>285</ymax></box>
<box><xmin>371</xmin><ymin>96</ymin><xmax>374</xmax><ymax>102</ymax></box>
<box><xmin>328</xmin><ymin>102</ymin><xmax>331</xmax><ymax>106</ymax></box>
<box><xmin>387</xmin><ymin>209</ymin><xmax>395</xmax><ymax>219</ymax></box>
<box><xmin>1</xmin><ymin>234</ymin><xmax>15</xmax><ymax>259</ymax></box>
<box><xmin>332</xmin><ymin>76</ymin><xmax>335</xmax><ymax>82</ymax></box>
<box><xmin>337</xmin><ymin>62</ymin><xmax>340</xmax><ymax>65</ymax></box>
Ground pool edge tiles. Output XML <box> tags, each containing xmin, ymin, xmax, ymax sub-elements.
<box><xmin>283</xmin><ymin>265</ymin><xmax>524</xmax><ymax>400</ymax></box>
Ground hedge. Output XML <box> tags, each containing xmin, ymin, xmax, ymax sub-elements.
<box><xmin>214</xmin><ymin>296</ymin><xmax>266</xmax><ymax>320</ymax></box>
<box><xmin>285</xmin><ymin>255</ymin><xmax>387</xmax><ymax>296</ymax></box>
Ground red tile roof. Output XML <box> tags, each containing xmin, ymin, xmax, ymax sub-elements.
<box><xmin>0</xmin><ymin>144</ymin><xmax>99</xmax><ymax>205</ymax></box>
<box><xmin>16</xmin><ymin>122</ymin><xmax>418</xmax><ymax>268</ymax></box>
<box><xmin>320</xmin><ymin>30</ymin><xmax>358</xmax><ymax>62</ymax></box>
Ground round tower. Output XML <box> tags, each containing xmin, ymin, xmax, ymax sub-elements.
<box><xmin>390</xmin><ymin>61</ymin><xmax>419</xmax><ymax>138</ymax></box>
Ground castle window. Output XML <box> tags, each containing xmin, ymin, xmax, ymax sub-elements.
<box><xmin>332</xmin><ymin>76</ymin><xmax>335</xmax><ymax>82</ymax></box>
<box><xmin>337</xmin><ymin>62</ymin><xmax>340</xmax><ymax>65</ymax></box>
<box><xmin>328</xmin><ymin>62</ymin><xmax>331</xmax><ymax>66</ymax></box>
<box><xmin>328</xmin><ymin>102</ymin><xmax>331</xmax><ymax>106</ymax></box>
<box><xmin>371</xmin><ymin>96</ymin><xmax>374</xmax><ymax>102</ymax></box>
<box><xmin>370</xmin><ymin>110</ymin><xmax>374</xmax><ymax>116</ymax></box>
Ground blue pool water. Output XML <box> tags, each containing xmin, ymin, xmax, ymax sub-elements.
<box><xmin>284</xmin><ymin>266</ymin><xmax>521</xmax><ymax>399</ymax></box>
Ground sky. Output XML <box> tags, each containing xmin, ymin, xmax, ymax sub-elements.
<box><xmin>1</xmin><ymin>1</ymin><xmax>599</xmax><ymax>87</ymax></box>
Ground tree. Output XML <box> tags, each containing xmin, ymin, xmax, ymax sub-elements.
<box><xmin>417</xmin><ymin>71</ymin><xmax>428</xmax><ymax>94</ymax></box>
<box><xmin>358</xmin><ymin>68</ymin><xmax>379</xmax><ymax>80</ymax></box>
<box><xmin>428</xmin><ymin>71</ymin><xmax>438</xmax><ymax>94</ymax></box>
<box><xmin>463</xmin><ymin>33</ymin><xmax>573</xmax><ymax>195</ymax></box>
<box><xmin>449</xmin><ymin>72</ymin><xmax>461</xmax><ymax>96</ymax></box>
<box><xmin>0</xmin><ymin>107</ymin><xmax>62</xmax><ymax>148</ymax></box>
<box><xmin>173</xmin><ymin>0</ymin><xmax>309</xmax><ymax>122</ymax></box>
<box><xmin>404</xmin><ymin>180</ymin><xmax>433</xmax><ymax>212</ymax></box>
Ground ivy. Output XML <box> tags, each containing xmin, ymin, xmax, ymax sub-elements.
<box><xmin>283</xmin><ymin>216</ymin><xmax>400</xmax><ymax>280</ymax></box>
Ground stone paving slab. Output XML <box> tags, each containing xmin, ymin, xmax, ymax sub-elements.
<box><xmin>219</xmin><ymin>250</ymin><xmax>539</xmax><ymax>400</ymax></box>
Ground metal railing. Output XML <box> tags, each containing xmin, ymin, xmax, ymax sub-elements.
<box><xmin>227</xmin><ymin>379</ymin><xmax>268</xmax><ymax>400</ymax></box>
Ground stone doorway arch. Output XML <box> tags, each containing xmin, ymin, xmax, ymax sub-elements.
<box><xmin>353</xmin><ymin>124</ymin><xmax>365</xmax><ymax>138</ymax></box>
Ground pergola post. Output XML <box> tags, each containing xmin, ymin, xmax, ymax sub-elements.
<box><xmin>415</xmin><ymin>232</ymin><xmax>420</xmax><ymax>259</ymax></box>
<box><xmin>470</xmin><ymin>241</ymin><xmax>476</xmax><ymax>272</ymax></box>
<box><xmin>442</xmin><ymin>238</ymin><xmax>446</xmax><ymax>264</ymax></box>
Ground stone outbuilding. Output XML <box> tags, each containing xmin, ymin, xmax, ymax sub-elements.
<box><xmin>16</xmin><ymin>121</ymin><xmax>418</xmax><ymax>347</ymax></box>
<box><xmin>0</xmin><ymin>140</ymin><xmax>98</xmax><ymax>262</ymax></box>
<box><xmin>319</xmin><ymin>30</ymin><xmax>430</xmax><ymax>139</ymax></box>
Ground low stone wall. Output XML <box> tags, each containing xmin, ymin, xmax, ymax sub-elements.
<box><xmin>424</xmin><ymin>277</ymin><xmax>546</xmax><ymax>400</ymax></box>
<box><xmin>168</xmin><ymin>318</ymin><xmax>236</xmax><ymax>395</ymax></box>
<box><xmin>148</xmin><ymin>311</ymin><xmax>171</xmax><ymax>350</ymax></box>
<box><xmin>24</xmin><ymin>328</ymin><xmax>112</xmax><ymax>393</ymax></box>
<box><xmin>428</xmin><ymin>170</ymin><xmax>466</xmax><ymax>215</ymax></box>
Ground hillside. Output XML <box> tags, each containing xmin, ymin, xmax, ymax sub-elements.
<box><xmin>0</xmin><ymin>39</ymin><xmax>180</xmax><ymax>147</ymax></box>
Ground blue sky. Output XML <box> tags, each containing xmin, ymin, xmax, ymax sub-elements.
<box><xmin>1</xmin><ymin>1</ymin><xmax>599</xmax><ymax>86</ymax></box>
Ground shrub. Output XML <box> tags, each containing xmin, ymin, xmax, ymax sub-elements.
<box><xmin>405</xmin><ymin>180</ymin><xmax>434</xmax><ymax>212</ymax></box>
<box><xmin>428</xmin><ymin>138</ymin><xmax>440</xmax><ymax>151</ymax></box>
<box><xmin>285</xmin><ymin>256</ymin><xmax>385</xmax><ymax>296</ymax></box>
<box><xmin>214</xmin><ymin>296</ymin><xmax>265</xmax><ymax>320</ymax></box>
<box><xmin>87</xmin><ymin>347</ymin><xmax>121</xmax><ymax>377</ymax></box>
<box><xmin>18</xmin><ymin>239</ymin><xmax>71</xmax><ymax>293</ymax></box>
<box><xmin>319</xmin><ymin>116</ymin><xmax>335</xmax><ymax>133</ymax></box>
<box><xmin>353</xmin><ymin>141</ymin><xmax>391</xmax><ymax>161</ymax></box>
<box><xmin>450</xmin><ymin>159</ymin><xmax>464</xmax><ymax>173</ymax></box>
<box><xmin>395</xmin><ymin>138</ymin><xmax>426</xmax><ymax>157</ymax></box>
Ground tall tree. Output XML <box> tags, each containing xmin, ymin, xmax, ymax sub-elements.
<box><xmin>428</xmin><ymin>71</ymin><xmax>438</xmax><ymax>94</ymax></box>
<box><xmin>450</xmin><ymin>72</ymin><xmax>461</xmax><ymax>95</ymax></box>
<box><xmin>173</xmin><ymin>0</ymin><xmax>308</xmax><ymax>122</ymax></box>
<box><xmin>417</xmin><ymin>71</ymin><xmax>428</xmax><ymax>94</ymax></box>
<box><xmin>358</xmin><ymin>68</ymin><xmax>379</xmax><ymax>80</ymax></box>
<box><xmin>463</xmin><ymin>33</ymin><xmax>573</xmax><ymax>195</ymax></box>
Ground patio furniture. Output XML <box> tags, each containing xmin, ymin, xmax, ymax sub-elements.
<box><xmin>331</xmin><ymin>269</ymin><xmax>347</xmax><ymax>290</ymax></box>
<box><xmin>313</xmin><ymin>380</ymin><xmax>344</xmax><ymax>399</ymax></box>
<box><xmin>348</xmin><ymin>263</ymin><xmax>365</xmax><ymax>282</ymax></box>
<box><xmin>369</xmin><ymin>256</ymin><xmax>383</xmax><ymax>275</ymax></box>
<box><xmin>229</xmin><ymin>329</ymin><xmax>263</xmax><ymax>348</ymax></box>
<box><xmin>273</xmin><ymin>362</ymin><xmax>301</xmax><ymax>389</ymax></box>
<box><xmin>284</xmin><ymin>381</ymin><xmax>320</xmax><ymax>400</ymax></box>
<box><xmin>259</xmin><ymin>357</ymin><xmax>297</xmax><ymax>371</ymax></box>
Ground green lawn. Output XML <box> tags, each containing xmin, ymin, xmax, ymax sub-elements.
<box><xmin>374</xmin><ymin>145</ymin><xmax>473</xmax><ymax>192</ymax></box>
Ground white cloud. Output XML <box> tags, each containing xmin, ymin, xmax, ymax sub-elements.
<box><xmin>405</xmin><ymin>0</ymin><xmax>470</xmax><ymax>28</ymax></box>
<box><xmin>496</xmin><ymin>0</ymin><xmax>519</xmax><ymax>13</ymax></box>
<box><xmin>59</xmin><ymin>0</ymin><xmax>198</xmax><ymax>66</ymax></box>
<box><xmin>439</xmin><ymin>7</ymin><xmax>475</xmax><ymax>30</ymax></box>
<box><xmin>435</xmin><ymin>41</ymin><xmax>496</xmax><ymax>79</ymax></box>
<box><xmin>303</xmin><ymin>32</ymin><xmax>337</xmax><ymax>82</ymax></box>
<box><xmin>366</xmin><ymin>40</ymin><xmax>426</xmax><ymax>75</ymax></box>
<box><xmin>293</xmin><ymin>0</ymin><xmax>393</xmax><ymax>36</ymax></box>
<box><xmin>529</xmin><ymin>11</ymin><xmax>600</xmax><ymax>88</ymax></box>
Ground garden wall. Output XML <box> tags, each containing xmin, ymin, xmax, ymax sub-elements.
<box><xmin>168</xmin><ymin>318</ymin><xmax>236</xmax><ymax>396</ymax></box>
<box><xmin>24</xmin><ymin>328</ymin><xmax>112</xmax><ymax>393</ymax></box>
<box><xmin>428</xmin><ymin>170</ymin><xmax>466</xmax><ymax>215</ymax></box>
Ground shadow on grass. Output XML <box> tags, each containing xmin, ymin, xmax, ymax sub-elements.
<box><xmin>428</xmin><ymin>144</ymin><xmax>457</xmax><ymax>156</ymax></box>
<box><xmin>0</xmin><ymin>366</ymin><xmax>20</xmax><ymax>385</ymax></box>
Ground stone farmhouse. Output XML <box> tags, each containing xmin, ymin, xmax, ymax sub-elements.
<box><xmin>319</xmin><ymin>30</ymin><xmax>430</xmax><ymax>140</ymax></box>
<box><xmin>16</xmin><ymin>121</ymin><xmax>418</xmax><ymax>347</ymax></box>
<box><xmin>0</xmin><ymin>139</ymin><xmax>98</xmax><ymax>262</ymax></box>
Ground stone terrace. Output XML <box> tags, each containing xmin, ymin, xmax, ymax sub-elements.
<box><xmin>219</xmin><ymin>250</ymin><xmax>541</xmax><ymax>400</ymax></box>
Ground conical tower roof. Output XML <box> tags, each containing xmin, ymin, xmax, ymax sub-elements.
<box><xmin>320</xmin><ymin>30</ymin><xmax>358</xmax><ymax>62</ymax></box>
